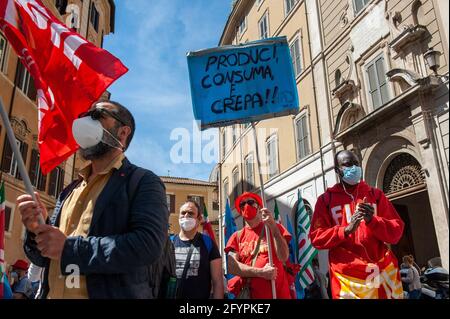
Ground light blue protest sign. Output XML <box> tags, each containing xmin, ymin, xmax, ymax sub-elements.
<box><xmin>187</xmin><ymin>37</ymin><xmax>299</xmax><ymax>130</ymax></box>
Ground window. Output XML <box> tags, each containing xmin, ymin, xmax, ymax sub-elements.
<box><xmin>232</xmin><ymin>168</ymin><xmax>240</xmax><ymax>203</ymax></box>
<box><xmin>290</xmin><ymin>37</ymin><xmax>302</xmax><ymax>77</ymax></box>
<box><xmin>259</xmin><ymin>12</ymin><xmax>269</xmax><ymax>39</ymax></box>
<box><xmin>296</xmin><ymin>114</ymin><xmax>310</xmax><ymax>160</ymax></box>
<box><xmin>55</xmin><ymin>0</ymin><xmax>68</xmax><ymax>15</ymax></box>
<box><xmin>166</xmin><ymin>194</ymin><xmax>175</xmax><ymax>214</ymax></box>
<box><xmin>1</xmin><ymin>138</ymin><xmax>28</xmax><ymax>180</ymax></box>
<box><xmin>266</xmin><ymin>136</ymin><xmax>279</xmax><ymax>179</ymax></box>
<box><xmin>245</xmin><ymin>154</ymin><xmax>255</xmax><ymax>191</ymax></box>
<box><xmin>232</xmin><ymin>125</ymin><xmax>238</xmax><ymax>145</ymax></box>
<box><xmin>29</xmin><ymin>149</ymin><xmax>47</xmax><ymax>191</ymax></box>
<box><xmin>187</xmin><ymin>195</ymin><xmax>205</xmax><ymax>213</ymax></box>
<box><xmin>335</xmin><ymin>69</ymin><xmax>342</xmax><ymax>87</ymax></box>
<box><xmin>48</xmin><ymin>167</ymin><xmax>65</xmax><ymax>198</ymax></box>
<box><xmin>4</xmin><ymin>206</ymin><xmax>12</xmax><ymax>232</ymax></box>
<box><xmin>1</xmin><ymin>34</ymin><xmax>8</xmax><ymax>73</ymax></box>
<box><xmin>223</xmin><ymin>179</ymin><xmax>229</xmax><ymax>204</ymax></box>
<box><xmin>16</xmin><ymin>63</ymin><xmax>37</xmax><ymax>101</ymax></box>
<box><xmin>89</xmin><ymin>2</ymin><xmax>100</xmax><ymax>32</ymax></box>
<box><xmin>222</xmin><ymin>129</ymin><xmax>227</xmax><ymax>157</ymax></box>
<box><xmin>285</xmin><ymin>0</ymin><xmax>298</xmax><ymax>16</ymax></box>
<box><xmin>353</xmin><ymin>0</ymin><xmax>371</xmax><ymax>14</ymax></box>
<box><xmin>239</xmin><ymin>16</ymin><xmax>247</xmax><ymax>36</ymax></box>
<box><xmin>366</xmin><ymin>54</ymin><xmax>390</xmax><ymax>110</ymax></box>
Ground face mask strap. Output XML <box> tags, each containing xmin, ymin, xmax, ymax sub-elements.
<box><xmin>102</xmin><ymin>127</ymin><xmax>125</xmax><ymax>152</ymax></box>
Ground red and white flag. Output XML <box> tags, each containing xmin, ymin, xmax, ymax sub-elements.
<box><xmin>0</xmin><ymin>0</ymin><xmax>128</xmax><ymax>173</ymax></box>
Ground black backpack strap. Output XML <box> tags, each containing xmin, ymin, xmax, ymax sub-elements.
<box><xmin>127</xmin><ymin>167</ymin><xmax>147</xmax><ymax>203</ymax></box>
<box><xmin>177</xmin><ymin>233</ymin><xmax>200</xmax><ymax>298</ymax></box>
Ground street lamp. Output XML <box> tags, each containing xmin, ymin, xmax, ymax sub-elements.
<box><xmin>424</xmin><ymin>47</ymin><xmax>441</xmax><ymax>75</ymax></box>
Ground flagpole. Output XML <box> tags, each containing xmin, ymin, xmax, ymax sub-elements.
<box><xmin>251</xmin><ymin>122</ymin><xmax>277</xmax><ymax>299</ymax></box>
<box><xmin>0</xmin><ymin>98</ymin><xmax>45</xmax><ymax>226</ymax></box>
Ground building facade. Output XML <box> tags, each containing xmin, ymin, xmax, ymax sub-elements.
<box><xmin>162</xmin><ymin>176</ymin><xmax>220</xmax><ymax>238</ymax></box>
<box><xmin>218</xmin><ymin>0</ymin><xmax>449</xmax><ymax>271</ymax></box>
<box><xmin>0</xmin><ymin>0</ymin><xmax>116</xmax><ymax>266</ymax></box>
<box><xmin>218</xmin><ymin>0</ymin><xmax>338</xmax><ymax>272</ymax></box>
<box><xmin>319</xmin><ymin>0</ymin><xmax>448</xmax><ymax>269</ymax></box>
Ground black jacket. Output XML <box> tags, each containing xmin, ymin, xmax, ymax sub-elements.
<box><xmin>24</xmin><ymin>158</ymin><xmax>169</xmax><ymax>299</ymax></box>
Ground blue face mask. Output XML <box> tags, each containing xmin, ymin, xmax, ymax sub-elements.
<box><xmin>341</xmin><ymin>165</ymin><xmax>362</xmax><ymax>186</ymax></box>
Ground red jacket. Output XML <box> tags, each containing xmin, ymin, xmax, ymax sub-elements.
<box><xmin>309</xmin><ymin>181</ymin><xmax>404</xmax><ymax>278</ymax></box>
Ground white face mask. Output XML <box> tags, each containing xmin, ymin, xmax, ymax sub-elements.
<box><xmin>179</xmin><ymin>217</ymin><xmax>197</xmax><ymax>232</ymax></box>
<box><xmin>72</xmin><ymin>117</ymin><xmax>124</xmax><ymax>150</ymax></box>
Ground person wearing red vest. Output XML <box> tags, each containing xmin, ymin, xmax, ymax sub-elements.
<box><xmin>309</xmin><ymin>150</ymin><xmax>405</xmax><ymax>299</ymax></box>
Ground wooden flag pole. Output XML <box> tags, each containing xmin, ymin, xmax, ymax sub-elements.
<box><xmin>251</xmin><ymin>122</ymin><xmax>277</xmax><ymax>299</ymax></box>
<box><xmin>0</xmin><ymin>98</ymin><xmax>45</xmax><ymax>226</ymax></box>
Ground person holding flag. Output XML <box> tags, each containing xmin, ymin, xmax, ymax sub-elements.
<box><xmin>225</xmin><ymin>192</ymin><xmax>292</xmax><ymax>299</ymax></box>
<box><xmin>171</xmin><ymin>200</ymin><xmax>224</xmax><ymax>299</ymax></box>
<box><xmin>309</xmin><ymin>150</ymin><xmax>404</xmax><ymax>299</ymax></box>
<box><xmin>16</xmin><ymin>101</ymin><xmax>170</xmax><ymax>299</ymax></box>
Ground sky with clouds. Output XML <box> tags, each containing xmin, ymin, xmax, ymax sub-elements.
<box><xmin>103</xmin><ymin>0</ymin><xmax>232</xmax><ymax>181</ymax></box>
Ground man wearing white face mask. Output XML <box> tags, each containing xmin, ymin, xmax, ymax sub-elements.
<box><xmin>171</xmin><ymin>200</ymin><xmax>224</xmax><ymax>299</ymax></box>
<box><xmin>16</xmin><ymin>100</ymin><xmax>169</xmax><ymax>299</ymax></box>
<box><xmin>309</xmin><ymin>150</ymin><xmax>405</xmax><ymax>299</ymax></box>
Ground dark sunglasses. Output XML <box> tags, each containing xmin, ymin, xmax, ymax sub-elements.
<box><xmin>239</xmin><ymin>199</ymin><xmax>257</xmax><ymax>208</ymax></box>
<box><xmin>78</xmin><ymin>107</ymin><xmax>127</xmax><ymax>126</ymax></box>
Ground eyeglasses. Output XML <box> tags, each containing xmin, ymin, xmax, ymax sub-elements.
<box><xmin>239</xmin><ymin>199</ymin><xmax>257</xmax><ymax>208</ymax></box>
<box><xmin>78</xmin><ymin>107</ymin><xmax>127</xmax><ymax>126</ymax></box>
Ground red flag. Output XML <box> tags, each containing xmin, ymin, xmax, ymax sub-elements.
<box><xmin>202</xmin><ymin>206</ymin><xmax>216</xmax><ymax>244</ymax></box>
<box><xmin>0</xmin><ymin>181</ymin><xmax>5</xmax><ymax>299</ymax></box>
<box><xmin>0</xmin><ymin>0</ymin><xmax>128</xmax><ymax>173</ymax></box>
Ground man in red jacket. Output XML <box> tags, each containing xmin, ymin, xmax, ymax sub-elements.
<box><xmin>309</xmin><ymin>150</ymin><xmax>405</xmax><ymax>299</ymax></box>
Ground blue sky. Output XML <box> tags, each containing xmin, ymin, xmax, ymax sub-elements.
<box><xmin>103</xmin><ymin>0</ymin><xmax>231</xmax><ymax>180</ymax></box>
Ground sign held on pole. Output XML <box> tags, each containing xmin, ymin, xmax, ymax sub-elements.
<box><xmin>187</xmin><ymin>37</ymin><xmax>299</xmax><ymax>130</ymax></box>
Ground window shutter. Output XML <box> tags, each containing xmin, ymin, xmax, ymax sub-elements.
<box><xmin>1</xmin><ymin>138</ymin><xmax>13</xmax><ymax>173</ymax></box>
<box><xmin>29</xmin><ymin>149</ymin><xmax>39</xmax><ymax>187</ymax></box>
<box><xmin>170</xmin><ymin>195</ymin><xmax>176</xmax><ymax>214</ymax></box>
<box><xmin>38</xmin><ymin>171</ymin><xmax>47</xmax><ymax>192</ymax></box>
<box><xmin>367</xmin><ymin>63</ymin><xmax>381</xmax><ymax>109</ymax></box>
<box><xmin>58</xmin><ymin>169</ymin><xmax>65</xmax><ymax>195</ymax></box>
<box><xmin>48</xmin><ymin>169</ymin><xmax>58</xmax><ymax>197</ymax></box>
<box><xmin>200</xmin><ymin>197</ymin><xmax>206</xmax><ymax>214</ymax></box>
<box><xmin>375</xmin><ymin>57</ymin><xmax>389</xmax><ymax>105</ymax></box>
<box><xmin>16</xmin><ymin>142</ymin><xmax>28</xmax><ymax>180</ymax></box>
<box><xmin>4</xmin><ymin>206</ymin><xmax>12</xmax><ymax>231</ymax></box>
<box><xmin>27</xmin><ymin>77</ymin><xmax>37</xmax><ymax>101</ymax></box>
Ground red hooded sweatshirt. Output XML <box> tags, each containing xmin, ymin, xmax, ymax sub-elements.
<box><xmin>309</xmin><ymin>181</ymin><xmax>405</xmax><ymax>299</ymax></box>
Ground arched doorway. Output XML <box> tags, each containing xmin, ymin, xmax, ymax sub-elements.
<box><xmin>381</xmin><ymin>153</ymin><xmax>440</xmax><ymax>268</ymax></box>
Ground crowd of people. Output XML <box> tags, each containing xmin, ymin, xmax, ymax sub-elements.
<box><xmin>1</xmin><ymin>100</ymin><xmax>420</xmax><ymax>299</ymax></box>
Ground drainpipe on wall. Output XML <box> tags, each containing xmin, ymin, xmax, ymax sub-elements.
<box><xmin>305</xmin><ymin>1</ymin><xmax>327</xmax><ymax>192</ymax></box>
<box><xmin>313</xmin><ymin>0</ymin><xmax>338</xmax><ymax>182</ymax></box>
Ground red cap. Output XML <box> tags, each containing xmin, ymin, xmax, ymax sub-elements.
<box><xmin>234</xmin><ymin>192</ymin><xmax>263</xmax><ymax>213</ymax></box>
<box><xmin>12</xmin><ymin>259</ymin><xmax>29</xmax><ymax>271</ymax></box>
